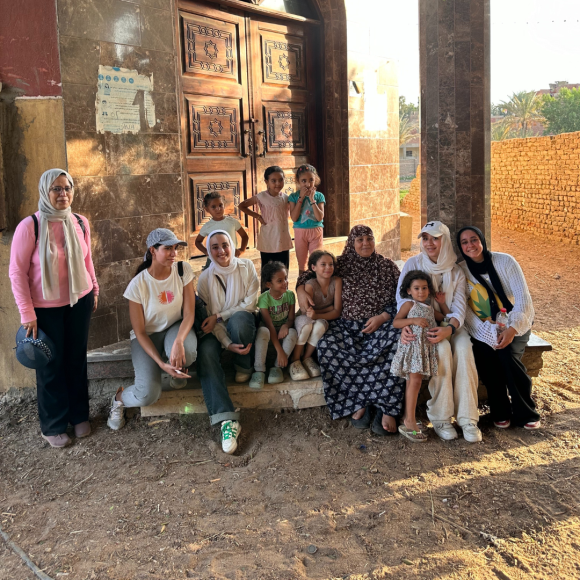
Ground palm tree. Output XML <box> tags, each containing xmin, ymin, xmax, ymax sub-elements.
<box><xmin>491</xmin><ymin>120</ymin><xmax>513</xmax><ymax>141</ymax></box>
<box><xmin>499</xmin><ymin>91</ymin><xmax>544</xmax><ymax>138</ymax></box>
<box><xmin>399</xmin><ymin>115</ymin><xmax>417</xmax><ymax>145</ymax></box>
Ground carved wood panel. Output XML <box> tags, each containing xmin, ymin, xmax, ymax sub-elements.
<box><xmin>186</xmin><ymin>96</ymin><xmax>241</xmax><ymax>153</ymax></box>
<box><xmin>265</xmin><ymin>105</ymin><xmax>307</xmax><ymax>152</ymax></box>
<box><xmin>182</xmin><ymin>14</ymin><xmax>238</xmax><ymax>80</ymax></box>
<box><xmin>261</xmin><ymin>33</ymin><xmax>305</xmax><ymax>87</ymax></box>
<box><xmin>189</xmin><ymin>173</ymin><xmax>244</xmax><ymax>232</ymax></box>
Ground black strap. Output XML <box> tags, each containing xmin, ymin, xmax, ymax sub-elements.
<box><xmin>215</xmin><ymin>274</ymin><xmax>227</xmax><ymax>295</ymax></box>
<box><xmin>31</xmin><ymin>213</ymin><xmax>86</xmax><ymax>244</ymax></box>
<box><xmin>177</xmin><ymin>261</ymin><xmax>184</xmax><ymax>278</ymax></box>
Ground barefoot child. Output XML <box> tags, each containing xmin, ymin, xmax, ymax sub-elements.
<box><xmin>239</xmin><ymin>166</ymin><xmax>293</xmax><ymax>270</ymax></box>
<box><xmin>195</xmin><ymin>192</ymin><xmax>249</xmax><ymax>269</ymax></box>
<box><xmin>250</xmin><ymin>262</ymin><xmax>297</xmax><ymax>389</ymax></box>
<box><xmin>290</xmin><ymin>250</ymin><xmax>342</xmax><ymax>381</ymax></box>
<box><xmin>288</xmin><ymin>164</ymin><xmax>325</xmax><ymax>275</ymax></box>
<box><xmin>391</xmin><ymin>270</ymin><xmax>450</xmax><ymax>442</ymax></box>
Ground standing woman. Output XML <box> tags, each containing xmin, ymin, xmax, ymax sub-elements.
<box><xmin>457</xmin><ymin>227</ymin><xmax>540</xmax><ymax>429</ymax></box>
<box><xmin>296</xmin><ymin>225</ymin><xmax>405</xmax><ymax>435</ymax></box>
<box><xmin>9</xmin><ymin>169</ymin><xmax>99</xmax><ymax>448</ymax></box>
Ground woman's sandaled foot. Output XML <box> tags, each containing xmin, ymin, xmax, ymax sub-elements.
<box><xmin>398</xmin><ymin>425</ymin><xmax>428</xmax><ymax>442</ymax></box>
<box><xmin>371</xmin><ymin>410</ymin><xmax>396</xmax><ymax>435</ymax></box>
<box><xmin>351</xmin><ymin>407</ymin><xmax>372</xmax><ymax>429</ymax></box>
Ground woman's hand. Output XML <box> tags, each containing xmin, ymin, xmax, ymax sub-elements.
<box><xmin>169</xmin><ymin>340</ymin><xmax>186</xmax><ymax>368</ymax></box>
<box><xmin>23</xmin><ymin>320</ymin><xmax>38</xmax><ymax>340</ymax></box>
<box><xmin>496</xmin><ymin>326</ymin><xmax>517</xmax><ymax>349</ymax></box>
<box><xmin>362</xmin><ymin>314</ymin><xmax>388</xmax><ymax>334</ymax></box>
<box><xmin>426</xmin><ymin>326</ymin><xmax>453</xmax><ymax>344</ymax></box>
<box><xmin>201</xmin><ymin>314</ymin><xmax>218</xmax><ymax>334</ymax></box>
<box><xmin>276</xmin><ymin>346</ymin><xmax>288</xmax><ymax>368</ymax></box>
<box><xmin>278</xmin><ymin>324</ymin><xmax>289</xmax><ymax>340</ymax></box>
<box><xmin>401</xmin><ymin>326</ymin><xmax>416</xmax><ymax>344</ymax></box>
<box><xmin>435</xmin><ymin>292</ymin><xmax>446</xmax><ymax>306</ymax></box>
<box><xmin>93</xmin><ymin>295</ymin><xmax>99</xmax><ymax>312</ymax></box>
<box><xmin>413</xmin><ymin>317</ymin><xmax>429</xmax><ymax>328</ymax></box>
<box><xmin>227</xmin><ymin>342</ymin><xmax>252</xmax><ymax>355</ymax></box>
<box><xmin>162</xmin><ymin>362</ymin><xmax>191</xmax><ymax>379</ymax></box>
<box><xmin>235</xmin><ymin>248</ymin><xmax>245</xmax><ymax>258</ymax></box>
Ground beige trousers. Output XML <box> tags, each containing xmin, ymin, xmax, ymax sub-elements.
<box><xmin>427</xmin><ymin>327</ymin><xmax>479</xmax><ymax>426</ymax></box>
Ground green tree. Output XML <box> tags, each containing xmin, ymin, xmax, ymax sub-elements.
<box><xmin>399</xmin><ymin>115</ymin><xmax>417</xmax><ymax>145</ymax></box>
<box><xmin>399</xmin><ymin>96</ymin><xmax>419</xmax><ymax>119</ymax></box>
<box><xmin>499</xmin><ymin>91</ymin><xmax>544</xmax><ymax>138</ymax></box>
<box><xmin>491</xmin><ymin>120</ymin><xmax>514</xmax><ymax>141</ymax></box>
<box><xmin>541</xmin><ymin>88</ymin><xmax>580</xmax><ymax>135</ymax></box>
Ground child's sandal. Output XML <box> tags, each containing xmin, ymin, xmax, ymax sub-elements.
<box><xmin>398</xmin><ymin>425</ymin><xmax>428</xmax><ymax>442</ymax></box>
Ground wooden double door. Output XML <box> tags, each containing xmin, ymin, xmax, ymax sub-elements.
<box><xmin>178</xmin><ymin>1</ymin><xmax>321</xmax><ymax>256</ymax></box>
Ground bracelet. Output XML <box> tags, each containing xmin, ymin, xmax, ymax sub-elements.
<box><xmin>449</xmin><ymin>324</ymin><xmax>456</xmax><ymax>335</ymax></box>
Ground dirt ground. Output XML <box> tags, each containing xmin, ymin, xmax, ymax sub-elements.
<box><xmin>1</xmin><ymin>214</ymin><xmax>580</xmax><ymax>580</ymax></box>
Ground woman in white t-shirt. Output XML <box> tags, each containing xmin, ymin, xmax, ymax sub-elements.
<box><xmin>107</xmin><ymin>228</ymin><xmax>196</xmax><ymax>429</ymax></box>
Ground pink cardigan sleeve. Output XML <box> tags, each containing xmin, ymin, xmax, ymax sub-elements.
<box><xmin>80</xmin><ymin>215</ymin><xmax>99</xmax><ymax>296</ymax></box>
<box><xmin>9</xmin><ymin>217</ymin><xmax>38</xmax><ymax>324</ymax></box>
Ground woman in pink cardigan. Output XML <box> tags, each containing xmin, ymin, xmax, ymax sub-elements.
<box><xmin>9</xmin><ymin>169</ymin><xmax>99</xmax><ymax>448</ymax></box>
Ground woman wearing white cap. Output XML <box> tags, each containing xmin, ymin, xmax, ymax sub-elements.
<box><xmin>396</xmin><ymin>221</ymin><xmax>482</xmax><ymax>443</ymax></box>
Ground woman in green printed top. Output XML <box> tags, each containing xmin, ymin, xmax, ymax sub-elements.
<box><xmin>250</xmin><ymin>262</ymin><xmax>297</xmax><ymax>389</ymax></box>
<box><xmin>288</xmin><ymin>164</ymin><xmax>325</xmax><ymax>275</ymax></box>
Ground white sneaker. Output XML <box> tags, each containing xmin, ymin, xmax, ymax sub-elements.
<box><xmin>302</xmin><ymin>357</ymin><xmax>321</xmax><ymax>377</ymax></box>
<box><xmin>169</xmin><ymin>377</ymin><xmax>188</xmax><ymax>389</ymax></box>
<box><xmin>107</xmin><ymin>392</ymin><xmax>126</xmax><ymax>430</ymax></box>
<box><xmin>221</xmin><ymin>420</ymin><xmax>241</xmax><ymax>454</ymax></box>
<box><xmin>235</xmin><ymin>371</ymin><xmax>252</xmax><ymax>383</ymax></box>
<box><xmin>461</xmin><ymin>422</ymin><xmax>482</xmax><ymax>443</ymax></box>
<box><xmin>432</xmin><ymin>421</ymin><xmax>458</xmax><ymax>441</ymax></box>
<box><xmin>289</xmin><ymin>360</ymin><xmax>309</xmax><ymax>381</ymax></box>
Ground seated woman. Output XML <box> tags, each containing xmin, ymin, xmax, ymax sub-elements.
<box><xmin>296</xmin><ymin>225</ymin><xmax>405</xmax><ymax>435</ymax></box>
<box><xmin>457</xmin><ymin>226</ymin><xmax>540</xmax><ymax>430</ymax></box>
<box><xmin>107</xmin><ymin>228</ymin><xmax>243</xmax><ymax>454</ymax></box>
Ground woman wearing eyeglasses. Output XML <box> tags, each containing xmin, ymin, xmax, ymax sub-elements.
<box><xmin>9</xmin><ymin>169</ymin><xmax>99</xmax><ymax>448</ymax></box>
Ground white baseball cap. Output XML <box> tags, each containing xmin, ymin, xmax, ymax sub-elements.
<box><xmin>417</xmin><ymin>220</ymin><xmax>450</xmax><ymax>239</ymax></box>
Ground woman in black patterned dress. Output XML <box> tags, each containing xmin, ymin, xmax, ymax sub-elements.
<box><xmin>296</xmin><ymin>225</ymin><xmax>405</xmax><ymax>435</ymax></box>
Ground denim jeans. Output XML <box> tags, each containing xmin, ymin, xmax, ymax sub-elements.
<box><xmin>226</xmin><ymin>310</ymin><xmax>257</xmax><ymax>373</ymax></box>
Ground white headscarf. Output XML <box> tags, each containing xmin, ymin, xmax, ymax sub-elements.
<box><xmin>38</xmin><ymin>169</ymin><xmax>89</xmax><ymax>306</ymax></box>
<box><xmin>203</xmin><ymin>230</ymin><xmax>244</xmax><ymax>315</ymax></box>
<box><xmin>416</xmin><ymin>223</ymin><xmax>457</xmax><ymax>310</ymax></box>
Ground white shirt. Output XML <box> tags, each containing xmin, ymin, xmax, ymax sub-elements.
<box><xmin>123</xmin><ymin>261</ymin><xmax>194</xmax><ymax>339</ymax></box>
<box><xmin>199</xmin><ymin>216</ymin><xmax>243</xmax><ymax>249</ymax></box>
<box><xmin>459</xmin><ymin>252</ymin><xmax>535</xmax><ymax>348</ymax></box>
<box><xmin>396</xmin><ymin>254</ymin><xmax>468</xmax><ymax>328</ymax></box>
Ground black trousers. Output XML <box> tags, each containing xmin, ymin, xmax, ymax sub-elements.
<box><xmin>34</xmin><ymin>291</ymin><xmax>94</xmax><ymax>435</ymax></box>
<box><xmin>471</xmin><ymin>330</ymin><xmax>540</xmax><ymax>426</ymax></box>
<box><xmin>260</xmin><ymin>250</ymin><xmax>290</xmax><ymax>270</ymax></box>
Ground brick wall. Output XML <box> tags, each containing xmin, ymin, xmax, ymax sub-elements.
<box><xmin>401</xmin><ymin>164</ymin><xmax>421</xmax><ymax>213</ymax></box>
<box><xmin>491</xmin><ymin>134</ymin><xmax>580</xmax><ymax>245</ymax></box>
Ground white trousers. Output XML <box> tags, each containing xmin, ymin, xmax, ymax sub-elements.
<box><xmin>254</xmin><ymin>326</ymin><xmax>298</xmax><ymax>372</ymax></box>
<box><xmin>427</xmin><ymin>327</ymin><xmax>479</xmax><ymax>426</ymax></box>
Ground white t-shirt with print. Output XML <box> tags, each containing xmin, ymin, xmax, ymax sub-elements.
<box><xmin>199</xmin><ymin>215</ymin><xmax>243</xmax><ymax>249</ymax></box>
<box><xmin>123</xmin><ymin>261</ymin><xmax>194</xmax><ymax>339</ymax></box>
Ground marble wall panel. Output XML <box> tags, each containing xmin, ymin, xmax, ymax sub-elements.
<box><xmin>66</xmin><ymin>132</ymin><xmax>107</xmax><ymax>177</ymax></box>
<box><xmin>140</xmin><ymin>5</ymin><xmax>174</xmax><ymax>52</ymax></box>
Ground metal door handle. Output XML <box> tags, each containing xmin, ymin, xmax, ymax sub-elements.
<box><xmin>257</xmin><ymin>130</ymin><xmax>266</xmax><ymax>157</ymax></box>
<box><xmin>243</xmin><ymin>128</ymin><xmax>252</xmax><ymax>158</ymax></box>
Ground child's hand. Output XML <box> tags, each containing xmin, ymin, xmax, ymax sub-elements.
<box><xmin>307</xmin><ymin>189</ymin><xmax>316</xmax><ymax>204</ymax></box>
<box><xmin>278</xmin><ymin>324</ymin><xmax>289</xmax><ymax>339</ymax></box>
<box><xmin>306</xmin><ymin>306</ymin><xmax>316</xmax><ymax>319</ymax></box>
<box><xmin>413</xmin><ymin>317</ymin><xmax>429</xmax><ymax>328</ymax></box>
<box><xmin>435</xmin><ymin>292</ymin><xmax>446</xmax><ymax>305</ymax></box>
<box><xmin>276</xmin><ymin>347</ymin><xmax>288</xmax><ymax>368</ymax></box>
<box><xmin>257</xmin><ymin>215</ymin><xmax>266</xmax><ymax>226</ymax></box>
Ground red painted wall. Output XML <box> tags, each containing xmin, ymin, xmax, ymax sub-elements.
<box><xmin>0</xmin><ymin>0</ymin><xmax>61</xmax><ymax>96</ymax></box>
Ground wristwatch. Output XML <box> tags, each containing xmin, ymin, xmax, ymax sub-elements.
<box><xmin>449</xmin><ymin>324</ymin><xmax>456</xmax><ymax>335</ymax></box>
<box><xmin>216</xmin><ymin>315</ymin><xmax>223</xmax><ymax>324</ymax></box>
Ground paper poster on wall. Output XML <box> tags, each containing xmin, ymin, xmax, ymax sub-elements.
<box><xmin>96</xmin><ymin>65</ymin><xmax>156</xmax><ymax>134</ymax></box>
<box><xmin>363</xmin><ymin>69</ymin><xmax>388</xmax><ymax>132</ymax></box>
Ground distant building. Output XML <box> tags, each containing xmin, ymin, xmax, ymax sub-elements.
<box><xmin>537</xmin><ymin>81</ymin><xmax>580</xmax><ymax>97</ymax></box>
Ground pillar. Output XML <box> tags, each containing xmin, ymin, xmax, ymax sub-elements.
<box><xmin>419</xmin><ymin>0</ymin><xmax>491</xmax><ymax>243</ymax></box>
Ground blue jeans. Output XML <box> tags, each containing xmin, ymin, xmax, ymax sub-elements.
<box><xmin>226</xmin><ymin>311</ymin><xmax>257</xmax><ymax>373</ymax></box>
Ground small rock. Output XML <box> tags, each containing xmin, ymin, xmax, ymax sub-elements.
<box><xmin>307</xmin><ymin>544</ymin><xmax>318</xmax><ymax>554</ymax></box>
<box><xmin>553</xmin><ymin>274</ymin><xmax>561</xmax><ymax>279</ymax></box>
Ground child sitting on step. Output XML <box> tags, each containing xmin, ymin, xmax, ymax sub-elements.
<box><xmin>250</xmin><ymin>262</ymin><xmax>297</xmax><ymax>389</ymax></box>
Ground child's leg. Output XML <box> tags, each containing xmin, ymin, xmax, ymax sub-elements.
<box><xmin>275</xmin><ymin>329</ymin><xmax>298</xmax><ymax>368</ymax></box>
<box><xmin>307</xmin><ymin>226</ymin><xmax>324</xmax><ymax>257</ymax></box>
<box><xmin>403</xmin><ymin>373</ymin><xmax>423</xmax><ymax>431</ymax></box>
<box><xmin>294</xmin><ymin>229</ymin><xmax>309</xmax><ymax>274</ymax></box>
<box><xmin>293</xmin><ymin>321</ymin><xmax>313</xmax><ymax>360</ymax></box>
<box><xmin>254</xmin><ymin>326</ymin><xmax>270</xmax><ymax>373</ymax></box>
<box><xmin>303</xmin><ymin>320</ymin><xmax>327</xmax><ymax>359</ymax></box>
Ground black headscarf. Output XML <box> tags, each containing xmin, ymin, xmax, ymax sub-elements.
<box><xmin>456</xmin><ymin>226</ymin><xmax>513</xmax><ymax>318</ymax></box>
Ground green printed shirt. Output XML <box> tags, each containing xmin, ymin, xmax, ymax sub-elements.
<box><xmin>257</xmin><ymin>290</ymin><xmax>295</xmax><ymax>328</ymax></box>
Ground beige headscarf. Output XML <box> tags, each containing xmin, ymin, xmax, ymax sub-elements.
<box><xmin>38</xmin><ymin>169</ymin><xmax>89</xmax><ymax>306</ymax></box>
<box><xmin>416</xmin><ymin>223</ymin><xmax>458</xmax><ymax>310</ymax></box>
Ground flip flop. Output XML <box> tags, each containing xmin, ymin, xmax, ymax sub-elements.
<box><xmin>398</xmin><ymin>425</ymin><xmax>428</xmax><ymax>442</ymax></box>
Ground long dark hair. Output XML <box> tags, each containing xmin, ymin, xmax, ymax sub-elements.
<box><xmin>135</xmin><ymin>243</ymin><xmax>161</xmax><ymax>277</ymax></box>
<box><xmin>307</xmin><ymin>249</ymin><xmax>336</xmax><ymax>272</ymax></box>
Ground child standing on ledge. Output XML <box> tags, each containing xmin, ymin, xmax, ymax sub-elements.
<box><xmin>195</xmin><ymin>191</ymin><xmax>248</xmax><ymax>269</ymax></box>
<box><xmin>240</xmin><ymin>166</ymin><xmax>293</xmax><ymax>270</ymax></box>
<box><xmin>288</xmin><ymin>164</ymin><xmax>325</xmax><ymax>275</ymax></box>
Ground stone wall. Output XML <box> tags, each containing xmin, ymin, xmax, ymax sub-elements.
<box><xmin>491</xmin><ymin>134</ymin><xmax>580</xmax><ymax>244</ymax></box>
<box><xmin>401</xmin><ymin>164</ymin><xmax>421</xmax><ymax>214</ymax></box>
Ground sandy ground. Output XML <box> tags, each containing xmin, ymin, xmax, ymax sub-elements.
<box><xmin>1</xmin><ymin>214</ymin><xmax>579</xmax><ymax>580</ymax></box>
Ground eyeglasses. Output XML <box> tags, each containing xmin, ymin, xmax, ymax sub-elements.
<box><xmin>50</xmin><ymin>186</ymin><xmax>73</xmax><ymax>194</ymax></box>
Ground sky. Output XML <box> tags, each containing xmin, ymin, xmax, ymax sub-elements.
<box><xmin>385</xmin><ymin>0</ymin><xmax>580</xmax><ymax>106</ymax></box>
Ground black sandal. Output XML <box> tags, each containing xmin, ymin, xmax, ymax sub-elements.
<box><xmin>351</xmin><ymin>406</ymin><xmax>372</xmax><ymax>429</ymax></box>
<box><xmin>371</xmin><ymin>409</ymin><xmax>398</xmax><ymax>436</ymax></box>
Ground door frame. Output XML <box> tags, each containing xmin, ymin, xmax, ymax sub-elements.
<box><xmin>174</xmin><ymin>0</ymin><xmax>349</xmax><ymax>251</ymax></box>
